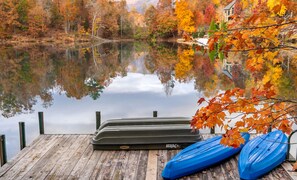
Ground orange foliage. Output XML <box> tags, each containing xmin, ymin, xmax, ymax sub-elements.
<box><xmin>198</xmin><ymin>0</ymin><xmax>297</xmax><ymax>147</ymax></box>
<box><xmin>192</xmin><ymin>82</ymin><xmax>294</xmax><ymax>147</ymax></box>
<box><xmin>175</xmin><ymin>0</ymin><xmax>195</xmax><ymax>34</ymax></box>
<box><xmin>28</xmin><ymin>6</ymin><xmax>47</xmax><ymax>38</ymax></box>
<box><xmin>175</xmin><ymin>48</ymin><xmax>194</xmax><ymax>81</ymax></box>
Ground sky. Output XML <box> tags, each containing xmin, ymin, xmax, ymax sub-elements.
<box><xmin>126</xmin><ymin>0</ymin><xmax>158</xmax><ymax>12</ymax></box>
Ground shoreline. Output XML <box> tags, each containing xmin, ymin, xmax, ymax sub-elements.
<box><xmin>0</xmin><ymin>35</ymin><xmax>207</xmax><ymax>48</ymax></box>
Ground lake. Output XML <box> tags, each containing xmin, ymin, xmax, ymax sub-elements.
<box><xmin>0</xmin><ymin>41</ymin><xmax>296</xmax><ymax>161</ymax></box>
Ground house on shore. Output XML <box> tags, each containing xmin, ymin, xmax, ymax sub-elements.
<box><xmin>224</xmin><ymin>0</ymin><xmax>236</xmax><ymax>21</ymax></box>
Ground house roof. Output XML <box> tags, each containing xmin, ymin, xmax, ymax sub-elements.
<box><xmin>224</xmin><ymin>0</ymin><xmax>236</xmax><ymax>10</ymax></box>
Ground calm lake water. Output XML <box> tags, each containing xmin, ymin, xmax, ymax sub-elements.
<box><xmin>0</xmin><ymin>42</ymin><xmax>296</xmax><ymax>160</ymax></box>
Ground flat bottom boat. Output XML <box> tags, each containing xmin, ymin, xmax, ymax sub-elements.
<box><xmin>162</xmin><ymin>133</ymin><xmax>250</xmax><ymax>180</ymax></box>
<box><xmin>238</xmin><ymin>130</ymin><xmax>288</xmax><ymax>179</ymax></box>
<box><xmin>92</xmin><ymin>117</ymin><xmax>201</xmax><ymax>150</ymax></box>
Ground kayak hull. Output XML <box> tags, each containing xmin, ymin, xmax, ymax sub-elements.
<box><xmin>238</xmin><ymin>130</ymin><xmax>288</xmax><ymax>180</ymax></box>
<box><xmin>162</xmin><ymin>133</ymin><xmax>250</xmax><ymax>180</ymax></box>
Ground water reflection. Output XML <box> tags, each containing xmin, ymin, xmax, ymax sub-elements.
<box><xmin>0</xmin><ymin>42</ymin><xmax>197</xmax><ymax>159</ymax></box>
<box><xmin>0</xmin><ymin>42</ymin><xmax>235</xmax><ymax>118</ymax></box>
<box><xmin>1</xmin><ymin>41</ymin><xmax>295</xmax><ymax>160</ymax></box>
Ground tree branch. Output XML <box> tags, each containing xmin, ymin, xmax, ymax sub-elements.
<box><xmin>221</xmin><ymin>21</ymin><xmax>297</xmax><ymax>32</ymax></box>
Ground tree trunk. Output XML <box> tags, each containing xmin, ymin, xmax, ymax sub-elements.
<box><xmin>65</xmin><ymin>22</ymin><xmax>68</xmax><ymax>34</ymax></box>
<box><xmin>92</xmin><ymin>12</ymin><xmax>98</xmax><ymax>37</ymax></box>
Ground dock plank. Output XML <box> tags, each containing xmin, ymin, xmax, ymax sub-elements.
<box><xmin>123</xmin><ymin>150</ymin><xmax>141</xmax><ymax>180</ymax></box>
<box><xmin>78</xmin><ymin>147</ymin><xmax>103</xmax><ymax>179</ymax></box>
<box><xmin>91</xmin><ymin>150</ymin><xmax>114</xmax><ymax>179</ymax></box>
<box><xmin>97</xmin><ymin>151</ymin><xmax>120</xmax><ymax>180</ymax></box>
<box><xmin>0</xmin><ymin>135</ymin><xmax>63</xmax><ymax>179</ymax></box>
<box><xmin>59</xmin><ymin>135</ymin><xmax>90</xmax><ymax>177</ymax></box>
<box><xmin>0</xmin><ymin>135</ymin><xmax>45</xmax><ymax>176</ymax></box>
<box><xmin>21</xmin><ymin>135</ymin><xmax>74</xmax><ymax>180</ymax></box>
<box><xmin>157</xmin><ymin>150</ymin><xmax>167</xmax><ymax>180</ymax></box>
<box><xmin>103</xmin><ymin>150</ymin><xmax>123</xmax><ymax>180</ymax></box>
<box><xmin>46</xmin><ymin>135</ymin><xmax>88</xmax><ymax>179</ymax></box>
<box><xmin>282</xmin><ymin>162</ymin><xmax>297</xmax><ymax>180</ymax></box>
<box><xmin>0</xmin><ymin>134</ymin><xmax>295</xmax><ymax>180</ymax></box>
<box><xmin>67</xmin><ymin>143</ymin><xmax>93</xmax><ymax>179</ymax></box>
<box><xmin>135</xmin><ymin>150</ymin><xmax>149</xmax><ymax>179</ymax></box>
<box><xmin>145</xmin><ymin>150</ymin><xmax>158</xmax><ymax>180</ymax></box>
<box><xmin>111</xmin><ymin>150</ymin><xmax>130</xmax><ymax>180</ymax></box>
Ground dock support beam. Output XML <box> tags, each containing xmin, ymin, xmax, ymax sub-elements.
<box><xmin>287</xmin><ymin>129</ymin><xmax>297</xmax><ymax>161</ymax></box>
<box><xmin>268</xmin><ymin>125</ymin><xmax>272</xmax><ymax>133</ymax></box>
<box><xmin>0</xmin><ymin>135</ymin><xmax>7</xmax><ymax>166</ymax></box>
<box><xmin>38</xmin><ymin>112</ymin><xmax>44</xmax><ymax>135</ymax></box>
<box><xmin>96</xmin><ymin>111</ymin><xmax>101</xmax><ymax>130</ymax></box>
<box><xmin>153</xmin><ymin>111</ymin><xmax>158</xmax><ymax>118</ymax></box>
<box><xmin>210</xmin><ymin>127</ymin><xmax>215</xmax><ymax>134</ymax></box>
<box><xmin>19</xmin><ymin>122</ymin><xmax>26</xmax><ymax>150</ymax></box>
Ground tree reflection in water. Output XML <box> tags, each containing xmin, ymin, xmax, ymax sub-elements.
<box><xmin>1</xmin><ymin>42</ymin><xmax>294</xmax><ymax>118</ymax></box>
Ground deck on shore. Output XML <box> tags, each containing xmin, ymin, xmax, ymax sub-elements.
<box><xmin>0</xmin><ymin>134</ymin><xmax>296</xmax><ymax>180</ymax></box>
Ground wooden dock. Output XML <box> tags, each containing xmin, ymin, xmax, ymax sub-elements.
<box><xmin>0</xmin><ymin>134</ymin><xmax>296</xmax><ymax>180</ymax></box>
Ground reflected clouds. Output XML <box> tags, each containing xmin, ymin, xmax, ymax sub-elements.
<box><xmin>106</xmin><ymin>73</ymin><xmax>197</xmax><ymax>96</ymax></box>
<box><xmin>0</xmin><ymin>42</ymin><xmax>204</xmax><ymax>160</ymax></box>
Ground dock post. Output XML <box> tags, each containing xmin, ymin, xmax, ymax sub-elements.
<box><xmin>96</xmin><ymin>111</ymin><xmax>101</xmax><ymax>130</ymax></box>
<box><xmin>19</xmin><ymin>122</ymin><xmax>26</xmax><ymax>150</ymax></box>
<box><xmin>268</xmin><ymin>125</ymin><xmax>272</xmax><ymax>132</ymax></box>
<box><xmin>287</xmin><ymin>130</ymin><xmax>297</xmax><ymax>161</ymax></box>
<box><xmin>210</xmin><ymin>127</ymin><xmax>215</xmax><ymax>134</ymax></box>
<box><xmin>153</xmin><ymin>111</ymin><xmax>158</xmax><ymax>117</ymax></box>
<box><xmin>0</xmin><ymin>135</ymin><xmax>7</xmax><ymax>166</ymax></box>
<box><xmin>38</xmin><ymin>112</ymin><xmax>44</xmax><ymax>135</ymax></box>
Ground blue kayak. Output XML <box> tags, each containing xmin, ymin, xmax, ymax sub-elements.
<box><xmin>162</xmin><ymin>133</ymin><xmax>250</xmax><ymax>180</ymax></box>
<box><xmin>238</xmin><ymin>130</ymin><xmax>288</xmax><ymax>179</ymax></box>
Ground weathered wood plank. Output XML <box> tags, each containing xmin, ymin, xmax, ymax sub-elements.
<box><xmin>21</xmin><ymin>135</ymin><xmax>74</xmax><ymax>180</ymax></box>
<box><xmin>45</xmin><ymin>135</ymin><xmax>89</xmax><ymax>179</ymax></box>
<box><xmin>77</xmin><ymin>148</ymin><xmax>103</xmax><ymax>179</ymax></box>
<box><xmin>0</xmin><ymin>135</ymin><xmax>63</xmax><ymax>179</ymax></box>
<box><xmin>146</xmin><ymin>150</ymin><xmax>158</xmax><ymax>180</ymax></box>
<box><xmin>223</xmin><ymin>159</ymin><xmax>236</xmax><ymax>179</ymax></box>
<box><xmin>59</xmin><ymin>135</ymin><xmax>90</xmax><ymax>178</ymax></box>
<box><xmin>98</xmin><ymin>151</ymin><xmax>121</xmax><ymax>180</ymax></box>
<box><xmin>0</xmin><ymin>135</ymin><xmax>45</xmax><ymax>177</ymax></box>
<box><xmin>282</xmin><ymin>162</ymin><xmax>297</xmax><ymax>180</ymax></box>
<box><xmin>157</xmin><ymin>150</ymin><xmax>167</xmax><ymax>180</ymax></box>
<box><xmin>67</xmin><ymin>143</ymin><xmax>94</xmax><ymax>179</ymax></box>
<box><xmin>91</xmin><ymin>150</ymin><xmax>115</xmax><ymax>179</ymax></box>
<box><xmin>111</xmin><ymin>150</ymin><xmax>130</xmax><ymax>180</ymax></box>
<box><xmin>123</xmin><ymin>150</ymin><xmax>141</xmax><ymax>180</ymax></box>
<box><xmin>107</xmin><ymin>150</ymin><xmax>127</xmax><ymax>180</ymax></box>
<box><xmin>135</xmin><ymin>150</ymin><xmax>149</xmax><ymax>179</ymax></box>
<box><xmin>0</xmin><ymin>134</ymin><xmax>294</xmax><ymax>180</ymax></box>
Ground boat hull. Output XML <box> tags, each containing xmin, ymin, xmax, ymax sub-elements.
<box><xmin>92</xmin><ymin>117</ymin><xmax>201</xmax><ymax>150</ymax></box>
<box><xmin>238</xmin><ymin>130</ymin><xmax>288</xmax><ymax>179</ymax></box>
<box><xmin>162</xmin><ymin>133</ymin><xmax>250</xmax><ymax>180</ymax></box>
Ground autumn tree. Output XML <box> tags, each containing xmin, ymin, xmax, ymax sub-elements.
<box><xmin>204</xmin><ymin>4</ymin><xmax>216</xmax><ymax>25</ymax></box>
<box><xmin>192</xmin><ymin>0</ymin><xmax>297</xmax><ymax>147</ymax></box>
<box><xmin>28</xmin><ymin>5</ymin><xmax>48</xmax><ymax>37</ymax></box>
<box><xmin>155</xmin><ymin>10</ymin><xmax>177</xmax><ymax>38</ymax></box>
<box><xmin>90</xmin><ymin>0</ymin><xmax>128</xmax><ymax>38</ymax></box>
<box><xmin>16</xmin><ymin>0</ymin><xmax>30</xmax><ymax>31</ymax></box>
<box><xmin>175</xmin><ymin>0</ymin><xmax>195</xmax><ymax>36</ymax></box>
<box><xmin>144</xmin><ymin>5</ymin><xmax>158</xmax><ymax>38</ymax></box>
<box><xmin>75</xmin><ymin>0</ymin><xmax>91</xmax><ymax>31</ymax></box>
<box><xmin>0</xmin><ymin>0</ymin><xmax>19</xmax><ymax>38</ymax></box>
<box><xmin>49</xmin><ymin>0</ymin><xmax>63</xmax><ymax>29</ymax></box>
<box><xmin>60</xmin><ymin>0</ymin><xmax>78</xmax><ymax>34</ymax></box>
<box><xmin>157</xmin><ymin>0</ymin><xmax>172</xmax><ymax>10</ymax></box>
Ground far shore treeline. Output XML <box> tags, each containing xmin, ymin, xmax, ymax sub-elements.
<box><xmin>0</xmin><ymin>0</ymin><xmax>235</xmax><ymax>42</ymax></box>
